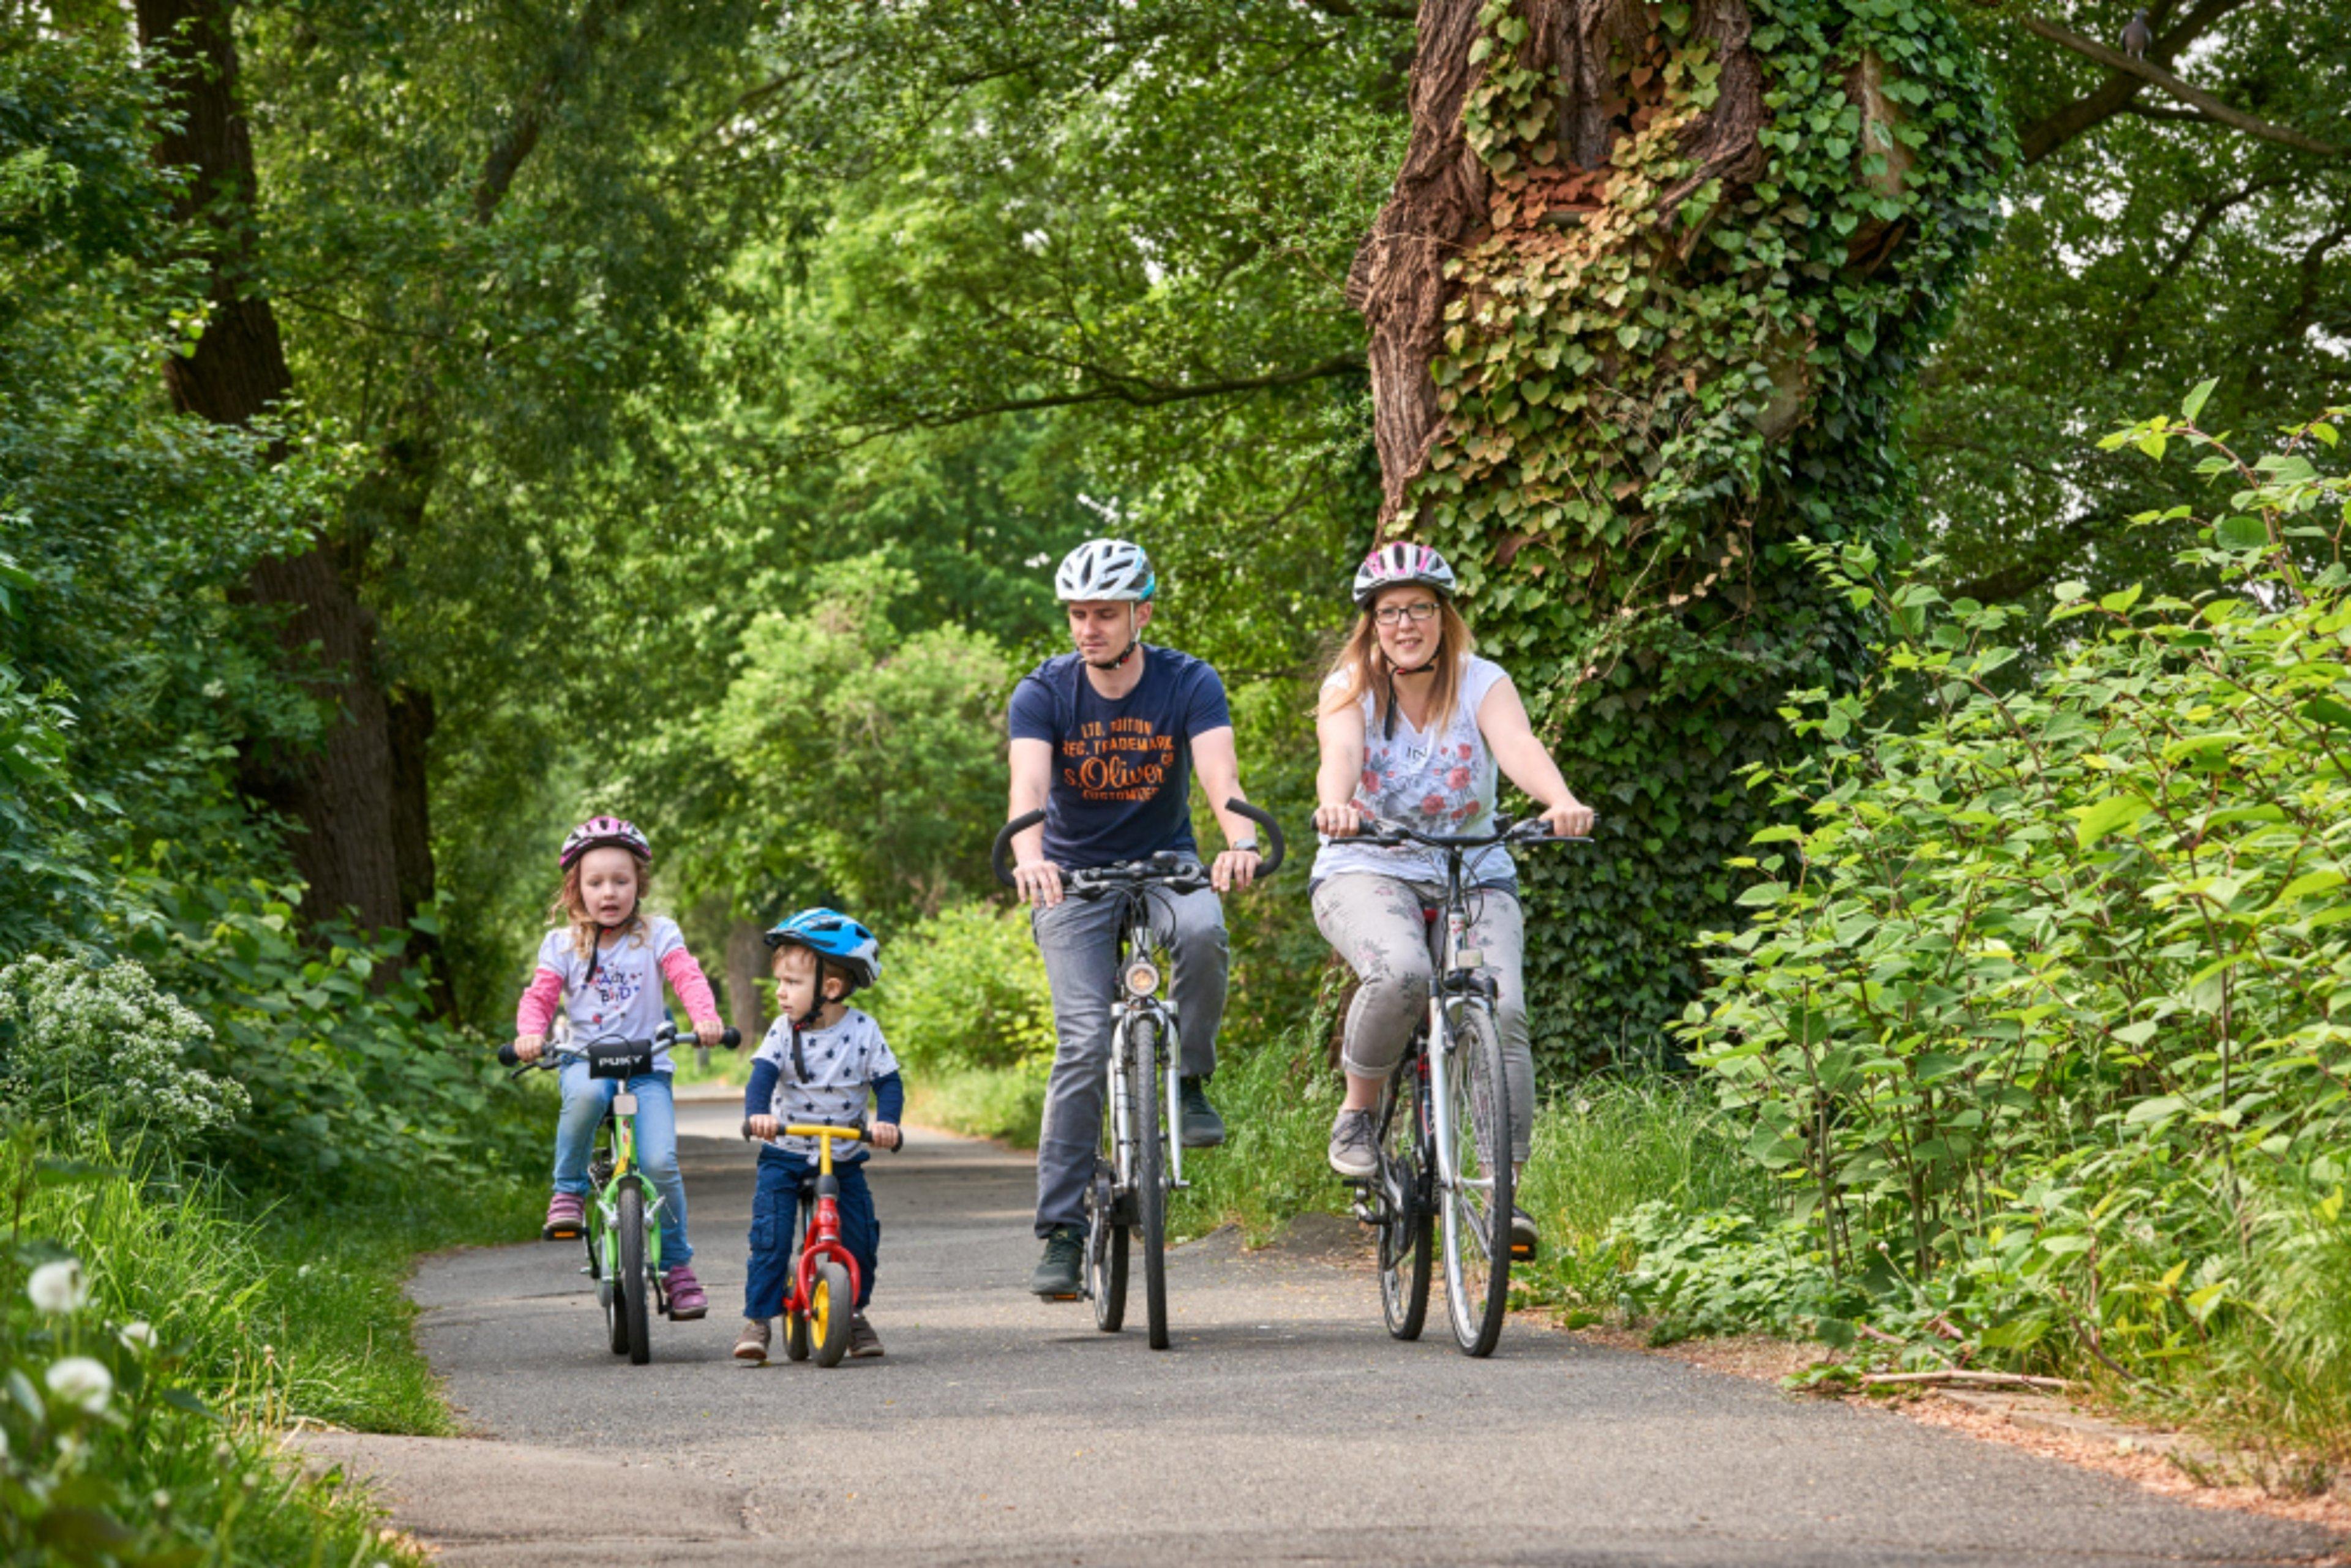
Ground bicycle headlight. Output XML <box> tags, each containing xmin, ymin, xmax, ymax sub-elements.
<box><xmin>1123</xmin><ymin>959</ymin><xmax>1162</xmax><ymax>998</ymax></box>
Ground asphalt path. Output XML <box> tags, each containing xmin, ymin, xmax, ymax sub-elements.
<box><xmin>301</xmin><ymin>1104</ymin><xmax>2340</xmax><ymax>1566</ymax></box>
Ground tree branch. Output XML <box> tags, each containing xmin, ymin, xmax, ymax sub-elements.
<box><xmin>473</xmin><ymin>0</ymin><xmax>634</xmax><ymax>223</ymax></box>
<box><xmin>2019</xmin><ymin>13</ymin><xmax>2346</xmax><ymax>159</ymax></box>
<box><xmin>2012</xmin><ymin>0</ymin><xmax>2249</xmax><ymax>165</ymax></box>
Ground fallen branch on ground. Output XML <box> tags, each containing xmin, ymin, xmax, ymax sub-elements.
<box><xmin>1860</xmin><ymin>1370</ymin><xmax>2080</xmax><ymax>1392</ymax></box>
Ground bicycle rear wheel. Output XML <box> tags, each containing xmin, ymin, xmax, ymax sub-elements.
<box><xmin>617</xmin><ymin>1183</ymin><xmax>652</xmax><ymax>1365</ymax></box>
<box><xmin>1087</xmin><ymin>1158</ymin><xmax>1128</xmax><ymax>1333</ymax></box>
<box><xmin>1131</xmin><ymin>1014</ymin><xmax>1169</xmax><ymax>1351</ymax></box>
<box><xmin>1439</xmin><ymin>1003</ymin><xmax>1514</xmax><ymax>1357</ymax></box>
<box><xmin>1377</xmin><ymin>1058</ymin><xmax>1432</xmax><ymax>1341</ymax></box>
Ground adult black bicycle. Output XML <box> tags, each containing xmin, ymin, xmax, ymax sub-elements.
<box><xmin>992</xmin><ymin>798</ymin><xmax>1284</xmax><ymax>1349</ymax></box>
<box><xmin>1342</xmin><ymin>813</ymin><xmax>1581</xmax><ymax>1357</ymax></box>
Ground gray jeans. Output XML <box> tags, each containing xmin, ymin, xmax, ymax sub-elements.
<box><xmin>1311</xmin><ymin>872</ymin><xmax>1534</xmax><ymax>1163</ymax></box>
<box><xmin>1031</xmin><ymin>873</ymin><xmax>1228</xmax><ymax>1236</ymax></box>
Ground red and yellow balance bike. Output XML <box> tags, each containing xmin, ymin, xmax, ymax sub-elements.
<box><xmin>756</xmin><ymin>1122</ymin><xmax>899</xmax><ymax>1368</ymax></box>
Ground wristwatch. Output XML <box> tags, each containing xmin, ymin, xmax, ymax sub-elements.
<box><xmin>1229</xmin><ymin>839</ymin><xmax>1259</xmax><ymax>854</ymax></box>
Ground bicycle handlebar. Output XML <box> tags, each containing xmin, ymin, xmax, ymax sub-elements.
<box><xmin>991</xmin><ymin>797</ymin><xmax>1286</xmax><ymax>887</ymax></box>
<box><xmin>1346</xmin><ymin>812</ymin><xmax>1595</xmax><ymax>852</ymax></box>
<box><xmin>738</xmin><ymin>1119</ymin><xmax>906</xmax><ymax>1152</ymax></box>
<box><xmin>498</xmin><ymin>1022</ymin><xmax>742</xmax><ymax>1072</ymax></box>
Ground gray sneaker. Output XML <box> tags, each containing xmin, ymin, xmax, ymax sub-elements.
<box><xmin>1329</xmin><ymin>1108</ymin><xmax>1378</xmax><ymax>1179</ymax></box>
<box><xmin>1030</xmin><ymin>1223</ymin><xmax>1085</xmax><ymax>1297</ymax></box>
<box><xmin>848</xmin><ymin>1313</ymin><xmax>885</xmax><ymax>1359</ymax></box>
<box><xmin>1179</xmin><ymin>1076</ymin><xmax>1225</xmax><ymax>1149</ymax></box>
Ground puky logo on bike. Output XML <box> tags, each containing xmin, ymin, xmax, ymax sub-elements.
<box><xmin>1060</xmin><ymin>718</ymin><xmax>1176</xmax><ymax>803</ymax></box>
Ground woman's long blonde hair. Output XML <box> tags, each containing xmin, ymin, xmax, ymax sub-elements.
<box><xmin>1319</xmin><ymin>595</ymin><xmax>1477</xmax><ymax>735</ymax></box>
<box><xmin>547</xmin><ymin>856</ymin><xmax>654</xmax><ymax>962</ymax></box>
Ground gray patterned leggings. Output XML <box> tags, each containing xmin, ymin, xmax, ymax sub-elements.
<box><xmin>1310</xmin><ymin>872</ymin><xmax>1535</xmax><ymax>1163</ymax></box>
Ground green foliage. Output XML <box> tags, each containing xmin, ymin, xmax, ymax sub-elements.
<box><xmin>0</xmin><ymin>1131</ymin><xmax>434</xmax><ymax>1566</ymax></box>
<box><xmin>119</xmin><ymin>875</ymin><xmax>539</xmax><ymax>1201</ymax></box>
<box><xmin>0</xmin><ymin>959</ymin><xmax>248</xmax><ymax>1158</ymax></box>
<box><xmin>882</xmin><ymin>901</ymin><xmax>1055</xmax><ymax>1074</ymax></box>
<box><xmin>1422</xmin><ymin>0</ymin><xmax>2007</xmax><ymax>1068</ymax></box>
<box><xmin>1676</xmin><ymin>398</ymin><xmax>2351</xmax><ymax>1445</ymax></box>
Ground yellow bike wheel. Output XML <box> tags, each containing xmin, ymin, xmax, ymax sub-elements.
<box><xmin>812</xmin><ymin>1260</ymin><xmax>853</xmax><ymax>1368</ymax></box>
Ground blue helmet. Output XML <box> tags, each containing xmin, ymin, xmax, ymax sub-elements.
<box><xmin>763</xmin><ymin>907</ymin><xmax>880</xmax><ymax>991</ymax></box>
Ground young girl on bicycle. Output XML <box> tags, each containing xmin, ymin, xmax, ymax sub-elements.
<box><xmin>511</xmin><ymin>817</ymin><xmax>726</xmax><ymax>1319</ymax></box>
<box><xmin>733</xmin><ymin>908</ymin><xmax>902</xmax><ymax>1364</ymax></box>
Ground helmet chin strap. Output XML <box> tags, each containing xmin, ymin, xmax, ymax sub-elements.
<box><xmin>1382</xmin><ymin>655</ymin><xmax>1438</xmax><ymax>741</ymax></box>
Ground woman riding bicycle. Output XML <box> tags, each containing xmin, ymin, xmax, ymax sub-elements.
<box><xmin>1310</xmin><ymin>543</ymin><xmax>1595</xmax><ymax>1256</ymax></box>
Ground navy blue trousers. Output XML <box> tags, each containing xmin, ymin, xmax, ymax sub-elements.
<box><xmin>744</xmin><ymin>1144</ymin><xmax>879</xmax><ymax>1319</ymax></box>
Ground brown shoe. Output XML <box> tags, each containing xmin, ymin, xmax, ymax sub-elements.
<box><xmin>847</xmin><ymin>1313</ymin><xmax>884</xmax><ymax>1359</ymax></box>
<box><xmin>732</xmin><ymin>1318</ymin><xmax>771</xmax><ymax>1364</ymax></box>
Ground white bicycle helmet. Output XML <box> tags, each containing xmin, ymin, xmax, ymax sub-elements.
<box><xmin>1054</xmin><ymin>538</ymin><xmax>1157</xmax><ymax>602</ymax></box>
<box><xmin>1351</xmin><ymin>541</ymin><xmax>1457</xmax><ymax>607</ymax></box>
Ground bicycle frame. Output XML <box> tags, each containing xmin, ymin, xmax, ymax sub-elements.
<box><xmin>591</xmin><ymin>1089</ymin><xmax>667</xmax><ymax>1296</ymax></box>
<box><xmin>779</xmin><ymin>1124</ymin><xmax>867</xmax><ymax>1316</ymax></box>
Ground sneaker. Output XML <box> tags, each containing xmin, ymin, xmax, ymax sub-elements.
<box><xmin>1510</xmin><ymin>1206</ymin><xmax>1540</xmax><ymax>1261</ymax></box>
<box><xmin>1030</xmin><ymin>1223</ymin><xmax>1085</xmax><ymax>1297</ymax></box>
<box><xmin>1328</xmin><ymin>1108</ymin><xmax>1378</xmax><ymax>1180</ymax></box>
<box><xmin>664</xmin><ymin>1264</ymin><xmax>708</xmax><ymax>1319</ymax></box>
<box><xmin>732</xmin><ymin>1318</ymin><xmax>771</xmax><ymax>1364</ymax></box>
<box><xmin>1179</xmin><ymin>1076</ymin><xmax>1225</xmax><ymax>1149</ymax></box>
<box><xmin>848</xmin><ymin>1313</ymin><xmax>885</xmax><ymax>1359</ymax></box>
<box><xmin>541</xmin><ymin>1191</ymin><xmax>587</xmax><ymax>1240</ymax></box>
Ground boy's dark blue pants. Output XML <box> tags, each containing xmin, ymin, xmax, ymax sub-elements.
<box><xmin>745</xmin><ymin>1144</ymin><xmax>879</xmax><ymax>1319</ymax></box>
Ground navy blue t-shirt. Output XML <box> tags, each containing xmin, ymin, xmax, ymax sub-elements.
<box><xmin>1007</xmin><ymin>647</ymin><xmax>1233</xmax><ymax>869</ymax></box>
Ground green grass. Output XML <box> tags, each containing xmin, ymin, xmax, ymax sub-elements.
<box><xmin>6</xmin><ymin>1120</ymin><xmax>543</xmax><ymax>1562</ymax></box>
<box><xmin>906</xmin><ymin>1063</ymin><xmax>1048</xmax><ymax>1149</ymax></box>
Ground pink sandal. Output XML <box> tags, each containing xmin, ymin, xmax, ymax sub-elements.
<box><xmin>664</xmin><ymin>1264</ymin><xmax>708</xmax><ymax>1319</ymax></box>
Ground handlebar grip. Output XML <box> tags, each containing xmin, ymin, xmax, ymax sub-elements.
<box><xmin>992</xmin><ymin>810</ymin><xmax>1046</xmax><ymax>888</ymax></box>
<box><xmin>1224</xmin><ymin>798</ymin><xmax>1286</xmax><ymax>876</ymax></box>
<box><xmin>719</xmin><ymin>1027</ymin><xmax>742</xmax><ymax>1049</ymax></box>
<box><xmin>497</xmin><ymin>1043</ymin><xmax>520</xmax><ymax>1067</ymax></box>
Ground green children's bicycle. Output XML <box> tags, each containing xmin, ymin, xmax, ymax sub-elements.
<box><xmin>502</xmin><ymin>1020</ymin><xmax>740</xmax><ymax>1364</ymax></box>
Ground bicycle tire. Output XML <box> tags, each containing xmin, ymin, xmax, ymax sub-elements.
<box><xmin>1378</xmin><ymin>1060</ymin><xmax>1433</xmax><ymax>1341</ymax></box>
<box><xmin>617</xmin><ymin>1182</ymin><xmax>652</xmax><ymax>1365</ymax></box>
<box><xmin>812</xmin><ymin>1259</ymin><xmax>854</xmax><ymax>1368</ymax></box>
<box><xmin>1087</xmin><ymin>1159</ymin><xmax>1127</xmax><ymax>1333</ymax></box>
<box><xmin>1439</xmin><ymin>1003</ymin><xmax>1514</xmax><ymax>1357</ymax></box>
<box><xmin>1133</xmin><ymin>1013</ymin><xmax>1169</xmax><ymax>1351</ymax></box>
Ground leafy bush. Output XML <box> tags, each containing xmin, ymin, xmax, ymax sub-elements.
<box><xmin>1679</xmin><ymin>393</ymin><xmax>2351</xmax><ymax>1441</ymax></box>
<box><xmin>0</xmin><ymin>958</ymin><xmax>249</xmax><ymax>1158</ymax></box>
<box><xmin>881</xmin><ymin>899</ymin><xmax>1056</xmax><ymax>1073</ymax></box>
<box><xmin>119</xmin><ymin>873</ymin><xmax>539</xmax><ymax>1200</ymax></box>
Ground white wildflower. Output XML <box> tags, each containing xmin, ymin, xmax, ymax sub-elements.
<box><xmin>44</xmin><ymin>1357</ymin><xmax>112</xmax><ymax>1415</ymax></box>
<box><xmin>117</xmin><ymin>1321</ymin><xmax>156</xmax><ymax>1352</ymax></box>
<box><xmin>26</xmin><ymin>1259</ymin><xmax>87</xmax><ymax>1315</ymax></box>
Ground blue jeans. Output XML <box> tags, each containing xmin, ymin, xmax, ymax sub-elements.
<box><xmin>553</xmin><ymin>1063</ymin><xmax>691</xmax><ymax>1267</ymax></box>
<box><xmin>1030</xmin><ymin>872</ymin><xmax>1227</xmax><ymax>1237</ymax></box>
<box><xmin>744</xmin><ymin>1146</ymin><xmax>878</xmax><ymax>1319</ymax></box>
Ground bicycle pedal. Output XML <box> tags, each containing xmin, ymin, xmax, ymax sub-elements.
<box><xmin>1510</xmin><ymin>1242</ymin><xmax>1538</xmax><ymax>1262</ymax></box>
<box><xmin>1350</xmin><ymin>1199</ymin><xmax>1379</xmax><ymax>1225</ymax></box>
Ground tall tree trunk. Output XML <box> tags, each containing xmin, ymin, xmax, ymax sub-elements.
<box><xmin>137</xmin><ymin>0</ymin><xmax>407</xmax><ymax>933</ymax></box>
<box><xmin>724</xmin><ymin>920</ymin><xmax>772</xmax><ymax>1046</ymax></box>
<box><xmin>1355</xmin><ymin>0</ymin><xmax>2003</xmax><ymax>1062</ymax></box>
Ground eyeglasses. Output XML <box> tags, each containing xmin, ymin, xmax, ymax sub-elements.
<box><xmin>1373</xmin><ymin>601</ymin><xmax>1441</xmax><ymax>626</ymax></box>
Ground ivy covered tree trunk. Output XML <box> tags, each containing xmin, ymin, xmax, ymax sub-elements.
<box><xmin>1352</xmin><ymin>0</ymin><xmax>2003</xmax><ymax>1063</ymax></box>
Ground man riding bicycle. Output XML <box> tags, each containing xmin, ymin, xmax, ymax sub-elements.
<box><xmin>1007</xmin><ymin>538</ymin><xmax>1268</xmax><ymax>1298</ymax></box>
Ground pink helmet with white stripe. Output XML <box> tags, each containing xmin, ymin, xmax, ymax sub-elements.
<box><xmin>1351</xmin><ymin>541</ymin><xmax>1457</xmax><ymax>607</ymax></box>
<box><xmin>558</xmin><ymin>816</ymin><xmax>651</xmax><ymax>871</ymax></box>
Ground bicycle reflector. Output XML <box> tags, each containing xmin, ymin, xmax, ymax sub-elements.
<box><xmin>1123</xmin><ymin>959</ymin><xmax>1162</xmax><ymax>998</ymax></box>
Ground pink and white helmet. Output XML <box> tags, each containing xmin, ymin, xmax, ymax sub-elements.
<box><xmin>1351</xmin><ymin>541</ymin><xmax>1457</xmax><ymax>607</ymax></box>
<box><xmin>558</xmin><ymin>816</ymin><xmax>651</xmax><ymax>871</ymax></box>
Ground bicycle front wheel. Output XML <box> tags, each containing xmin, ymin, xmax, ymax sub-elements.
<box><xmin>1378</xmin><ymin>1060</ymin><xmax>1432</xmax><ymax>1341</ymax></box>
<box><xmin>617</xmin><ymin>1182</ymin><xmax>652</xmax><ymax>1365</ymax></box>
<box><xmin>1439</xmin><ymin>1003</ymin><xmax>1514</xmax><ymax>1357</ymax></box>
<box><xmin>1131</xmin><ymin>1013</ymin><xmax>1169</xmax><ymax>1351</ymax></box>
<box><xmin>812</xmin><ymin>1259</ymin><xmax>853</xmax><ymax>1368</ymax></box>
